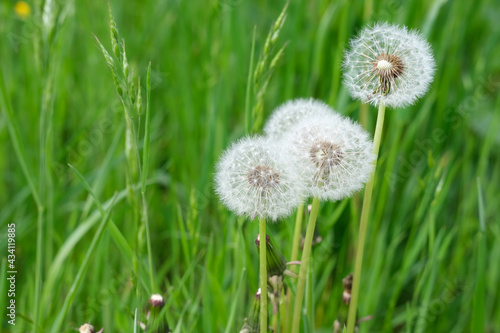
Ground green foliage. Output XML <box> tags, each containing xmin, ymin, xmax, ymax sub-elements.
<box><xmin>0</xmin><ymin>0</ymin><xmax>499</xmax><ymax>332</ymax></box>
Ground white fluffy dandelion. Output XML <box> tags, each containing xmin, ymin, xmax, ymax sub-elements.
<box><xmin>215</xmin><ymin>136</ymin><xmax>304</xmax><ymax>221</ymax></box>
<box><xmin>263</xmin><ymin>98</ymin><xmax>339</xmax><ymax>140</ymax></box>
<box><xmin>342</xmin><ymin>22</ymin><xmax>435</xmax><ymax>108</ymax></box>
<box><xmin>283</xmin><ymin>114</ymin><xmax>375</xmax><ymax>201</ymax></box>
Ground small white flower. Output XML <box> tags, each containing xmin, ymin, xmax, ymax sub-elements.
<box><xmin>282</xmin><ymin>114</ymin><xmax>375</xmax><ymax>201</ymax></box>
<box><xmin>215</xmin><ymin>136</ymin><xmax>304</xmax><ymax>221</ymax></box>
<box><xmin>342</xmin><ymin>22</ymin><xmax>435</xmax><ymax>108</ymax></box>
<box><xmin>263</xmin><ymin>98</ymin><xmax>339</xmax><ymax>140</ymax></box>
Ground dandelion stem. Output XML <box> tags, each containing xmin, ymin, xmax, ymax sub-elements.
<box><xmin>290</xmin><ymin>204</ymin><xmax>304</xmax><ymax>265</ymax></box>
<box><xmin>347</xmin><ymin>102</ymin><xmax>386</xmax><ymax>333</ymax></box>
<box><xmin>259</xmin><ymin>217</ymin><xmax>268</xmax><ymax>333</ymax></box>
<box><xmin>284</xmin><ymin>204</ymin><xmax>304</xmax><ymax>333</ymax></box>
<box><xmin>291</xmin><ymin>197</ymin><xmax>320</xmax><ymax>333</ymax></box>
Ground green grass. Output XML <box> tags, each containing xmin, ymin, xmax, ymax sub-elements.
<box><xmin>1</xmin><ymin>0</ymin><xmax>499</xmax><ymax>332</ymax></box>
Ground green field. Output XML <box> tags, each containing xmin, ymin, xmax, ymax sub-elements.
<box><xmin>1</xmin><ymin>0</ymin><xmax>499</xmax><ymax>332</ymax></box>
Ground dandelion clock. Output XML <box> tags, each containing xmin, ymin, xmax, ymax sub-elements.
<box><xmin>263</xmin><ymin>98</ymin><xmax>339</xmax><ymax>140</ymax></box>
<box><xmin>215</xmin><ymin>136</ymin><xmax>304</xmax><ymax>221</ymax></box>
<box><xmin>342</xmin><ymin>22</ymin><xmax>435</xmax><ymax>108</ymax></box>
<box><xmin>283</xmin><ymin>113</ymin><xmax>375</xmax><ymax>201</ymax></box>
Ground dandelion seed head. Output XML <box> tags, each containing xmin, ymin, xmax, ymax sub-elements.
<box><xmin>282</xmin><ymin>114</ymin><xmax>375</xmax><ymax>201</ymax></box>
<box><xmin>342</xmin><ymin>22</ymin><xmax>435</xmax><ymax>108</ymax></box>
<box><xmin>264</xmin><ymin>98</ymin><xmax>338</xmax><ymax>140</ymax></box>
<box><xmin>215</xmin><ymin>136</ymin><xmax>305</xmax><ymax>221</ymax></box>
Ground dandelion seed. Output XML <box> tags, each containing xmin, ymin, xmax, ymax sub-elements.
<box><xmin>215</xmin><ymin>136</ymin><xmax>304</xmax><ymax>221</ymax></box>
<box><xmin>283</xmin><ymin>114</ymin><xmax>375</xmax><ymax>201</ymax></box>
<box><xmin>342</xmin><ymin>22</ymin><xmax>435</xmax><ymax>108</ymax></box>
<box><xmin>263</xmin><ymin>98</ymin><xmax>339</xmax><ymax>140</ymax></box>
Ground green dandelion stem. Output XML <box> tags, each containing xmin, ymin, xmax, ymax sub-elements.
<box><xmin>347</xmin><ymin>102</ymin><xmax>386</xmax><ymax>333</ymax></box>
<box><xmin>291</xmin><ymin>197</ymin><xmax>320</xmax><ymax>333</ymax></box>
<box><xmin>259</xmin><ymin>217</ymin><xmax>268</xmax><ymax>333</ymax></box>
<box><xmin>285</xmin><ymin>203</ymin><xmax>304</xmax><ymax>332</ymax></box>
<box><xmin>290</xmin><ymin>204</ymin><xmax>304</xmax><ymax>265</ymax></box>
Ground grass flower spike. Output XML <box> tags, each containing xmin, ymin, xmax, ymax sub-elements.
<box><xmin>343</xmin><ymin>22</ymin><xmax>435</xmax><ymax>108</ymax></box>
<box><xmin>283</xmin><ymin>114</ymin><xmax>375</xmax><ymax>201</ymax></box>
<box><xmin>264</xmin><ymin>98</ymin><xmax>338</xmax><ymax>140</ymax></box>
<box><xmin>215</xmin><ymin>136</ymin><xmax>304</xmax><ymax>221</ymax></box>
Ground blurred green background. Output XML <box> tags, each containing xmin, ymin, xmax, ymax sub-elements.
<box><xmin>1</xmin><ymin>0</ymin><xmax>499</xmax><ymax>332</ymax></box>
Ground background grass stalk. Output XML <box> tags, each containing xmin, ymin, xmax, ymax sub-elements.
<box><xmin>50</xmin><ymin>193</ymin><xmax>118</xmax><ymax>333</ymax></box>
<box><xmin>245</xmin><ymin>27</ymin><xmax>256</xmax><ymax>134</ymax></box>
<box><xmin>141</xmin><ymin>63</ymin><xmax>155</xmax><ymax>292</ymax></box>
<box><xmin>259</xmin><ymin>217</ymin><xmax>267</xmax><ymax>333</ymax></box>
<box><xmin>346</xmin><ymin>102</ymin><xmax>386</xmax><ymax>333</ymax></box>
<box><xmin>291</xmin><ymin>197</ymin><xmax>320</xmax><ymax>333</ymax></box>
<box><xmin>471</xmin><ymin>178</ymin><xmax>486</xmax><ymax>332</ymax></box>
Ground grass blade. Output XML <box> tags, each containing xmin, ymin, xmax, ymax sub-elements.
<box><xmin>471</xmin><ymin>178</ymin><xmax>486</xmax><ymax>332</ymax></box>
<box><xmin>224</xmin><ymin>268</ymin><xmax>246</xmax><ymax>333</ymax></box>
<box><xmin>50</xmin><ymin>192</ymin><xmax>119</xmax><ymax>333</ymax></box>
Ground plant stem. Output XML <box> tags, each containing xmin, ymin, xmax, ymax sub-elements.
<box><xmin>0</xmin><ymin>66</ymin><xmax>43</xmax><ymax>332</ymax></box>
<box><xmin>346</xmin><ymin>102</ymin><xmax>386</xmax><ymax>333</ymax></box>
<box><xmin>245</xmin><ymin>27</ymin><xmax>256</xmax><ymax>134</ymax></box>
<box><xmin>142</xmin><ymin>63</ymin><xmax>155</xmax><ymax>292</ymax></box>
<box><xmin>285</xmin><ymin>204</ymin><xmax>304</xmax><ymax>333</ymax></box>
<box><xmin>50</xmin><ymin>194</ymin><xmax>118</xmax><ymax>333</ymax></box>
<box><xmin>259</xmin><ymin>217</ymin><xmax>268</xmax><ymax>333</ymax></box>
<box><xmin>290</xmin><ymin>204</ymin><xmax>305</xmax><ymax>266</ymax></box>
<box><xmin>291</xmin><ymin>197</ymin><xmax>320</xmax><ymax>333</ymax></box>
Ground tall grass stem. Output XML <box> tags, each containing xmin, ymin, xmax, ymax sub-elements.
<box><xmin>245</xmin><ymin>27</ymin><xmax>257</xmax><ymax>134</ymax></box>
<box><xmin>142</xmin><ymin>63</ymin><xmax>155</xmax><ymax>292</ymax></box>
<box><xmin>471</xmin><ymin>178</ymin><xmax>486</xmax><ymax>332</ymax></box>
<box><xmin>50</xmin><ymin>193</ymin><xmax>118</xmax><ymax>333</ymax></box>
